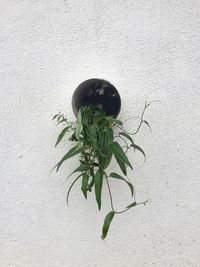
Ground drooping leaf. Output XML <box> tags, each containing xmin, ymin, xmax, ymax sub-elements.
<box><xmin>55</xmin><ymin>126</ymin><xmax>70</xmax><ymax>146</ymax></box>
<box><xmin>66</xmin><ymin>162</ymin><xmax>90</xmax><ymax>180</ymax></box>
<box><xmin>95</xmin><ymin>169</ymin><xmax>104</xmax><ymax>210</ymax></box>
<box><xmin>114</xmin><ymin>155</ymin><xmax>127</xmax><ymax>175</ymax></box>
<box><xmin>55</xmin><ymin>146</ymin><xmax>86</xmax><ymax>171</ymax></box>
<box><xmin>110</xmin><ymin>172</ymin><xmax>134</xmax><ymax>197</ymax></box>
<box><xmin>99</xmin><ymin>128</ymin><xmax>114</xmax><ymax>169</ymax></box>
<box><xmin>106</xmin><ymin>127</ymin><xmax>114</xmax><ymax>144</ymax></box>
<box><xmin>110</xmin><ymin>142</ymin><xmax>133</xmax><ymax>170</ymax></box>
<box><xmin>86</xmin><ymin>125</ymin><xmax>98</xmax><ymax>149</ymax></box>
<box><xmin>126</xmin><ymin>202</ymin><xmax>137</xmax><ymax>209</ymax></box>
<box><xmin>57</xmin><ymin>118</ymin><xmax>67</xmax><ymax>125</ymax></box>
<box><xmin>81</xmin><ymin>173</ymin><xmax>89</xmax><ymax>199</ymax></box>
<box><xmin>75</xmin><ymin>123</ymin><xmax>82</xmax><ymax>140</ymax></box>
<box><xmin>57</xmin><ymin>114</ymin><xmax>61</xmax><ymax>122</ymax></box>
<box><xmin>143</xmin><ymin>120</ymin><xmax>152</xmax><ymax>132</ymax></box>
<box><xmin>101</xmin><ymin>211</ymin><xmax>115</xmax><ymax>240</ymax></box>
<box><xmin>52</xmin><ymin>114</ymin><xmax>59</xmax><ymax>120</ymax></box>
<box><xmin>131</xmin><ymin>144</ymin><xmax>146</xmax><ymax>161</ymax></box>
<box><xmin>66</xmin><ymin>173</ymin><xmax>83</xmax><ymax>205</ymax></box>
<box><xmin>119</xmin><ymin>132</ymin><xmax>134</xmax><ymax>146</ymax></box>
<box><xmin>102</xmin><ymin>149</ymin><xmax>113</xmax><ymax>170</ymax></box>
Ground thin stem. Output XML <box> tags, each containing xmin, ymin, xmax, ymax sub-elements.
<box><xmin>123</xmin><ymin>116</ymin><xmax>141</xmax><ymax>124</ymax></box>
<box><xmin>105</xmin><ymin>172</ymin><xmax>150</xmax><ymax>214</ymax></box>
<box><xmin>137</xmin><ymin>199</ymin><xmax>151</xmax><ymax>206</ymax></box>
<box><xmin>116</xmin><ymin>101</ymin><xmax>158</xmax><ymax>136</ymax></box>
<box><xmin>115</xmin><ymin>135</ymin><xmax>129</xmax><ymax>152</ymax></box>
<box><xmin>113</xmin><ymin>199</ymin><xmax>150</xmax><ymax>215</ymax></box>
<box><xmin>105</xmin><ymin>175</ymin><xmax>115</xmax><ymax>212</ymax></box>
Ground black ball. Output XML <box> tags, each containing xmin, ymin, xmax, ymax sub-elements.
<box><xmin>72</xmin><ymin>79</ymin><xmax>121</xmax><ymax>118</ymax></box>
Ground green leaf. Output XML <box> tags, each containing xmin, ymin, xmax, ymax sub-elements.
<box><xmin>57</xmin><ymin>118</ymin><xmax>67</xmax><ymax>125</ymax></box>
<box><xmin>75</xmin><ymin>109</ymin><xmax>83</xmax><ymax>140</ymax></box>
<box><xmin>77</xmin><ymin>108</ymin><xmax>83</xmax><ymax>124</ymax></box>
<box><xmin>67</xmin><ymin>162</ymin><xmax>89</xmax><ymax>179</ymax></box>
<box><xmin>110</xmin><ymin>172</ymin><xmax>134</xmax><ymax>197</ymax></box>
<box><xmin>102</xmin><ymin>150</ymin><xmax>113</xmax><ymax>170</ymax></box>
<box><xmin>66</xmin><ymin>173</ymin><xmax>83</xmax><ymax>205</ymax></box>
<box><xmin>106</xmin><ymin>127</ymin><xmax>114</xmax><ymax>144</ymax></box>
<box><xmin>77</xmin><ymin>162</ymin><xmax>89</xmax><ymax>172</ymax></box>
<box><xmin>55</xmin><ymin>126</ymin><xmax>70</xmax><ymax>146</ymax></box>
<box><xmin>57</xmin><ymin>115</ymin><xmax>61</xmax><ymax>122</ymax></box>
<box><xmin>86</xmin><ymin>125</ymin><xmax>98</xmax><ymax>149</ymax></box>
<box><xmin>110</xmin><ymin>142</ymin><xmax>133</xmax><ymax>170</ymax></box>
<box><xmin>52</xmin><ymin>114</ymin><xmax>59</xmax><ymax>120</ymax></box>
<box><xmin>55</xmin><ymin>146</ymin><xmax>86</xmax><ymax>171</ymax></box>
<box><xmin>81</xmin><ymin>173</ymin><xmax>89</xmax><ymax>199</ymax></box>
<box><xmin>99</xmin><ymin>128</ymin><xmax>114</xmax><ymax>169</ymax></box>
<box><xmin>143</xmin><ymin>120</ymin><xmax>152</xmax><ymax>132</ymax></box>
<box><xmin>81</xmin><ymin>107</ymin><xmax>90</xmax><ymax>125</ymax></box>
<box><xmin>126</xmin><ymin>202</ymin><xmax>137</xmax><ymax>209</ymax></box>
<box><xmin>114</xmin><ymin>156</ymin><xmax>127</xmax><ymax>175</ymax></box>
<box><xmin>119</xmin><ymin>132</ymin><xmax>134</xmax><ymax>146</ymax></box>
<box><xmin>95</xmin><ymin>169</ymin><xmax>104</xmax><ymax>210</ymax></box>
<box><xmin>101</xmin><ymin>211</ymin><xmax>115</xmax><ymax>240</ymax></box>
<box><xmin>75</xmin><ymin>123</ymin><xmax>82</xmax><ymax>140</ymax></box>
<box><xmin>131</xmin><ymin>144</ymin><xmax>146</xmax><ymax>161</ymax></box>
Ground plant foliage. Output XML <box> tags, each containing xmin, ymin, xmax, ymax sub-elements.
<box><xmin>53</xmin><ymin>102</ymin><xmax>154</xmax><ymax>239</ymax></box>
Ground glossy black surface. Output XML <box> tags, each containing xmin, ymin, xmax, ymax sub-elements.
<box><xmin>72</xmin><ymin>79</ymin><xmax>121</xmax><ymax>118</ymax></box>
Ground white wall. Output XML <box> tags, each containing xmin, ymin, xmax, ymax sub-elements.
<box><xmin>0</xmin><ymin>0</ymin><xmax>200</xmax><ymax>266</ymax></box>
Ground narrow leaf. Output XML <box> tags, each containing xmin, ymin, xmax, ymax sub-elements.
<box><xmin>56</xmin><ymin>146</ymin><xmax>86</xmax><ymax>171</ymax></box>
<box><xmin>110</xmin><ymin>172</ymin><xmax>134</xmax><ymax>197</ymax></box>
<box><xmin>110</xmin><ymin>142</ymin><xmax>133</xmax><ymax>170</ymax></box>
<box><xmin>67</xmin><ymin>163</ymin><xmax>89</xmax><ymax>180</ymax></box>
<box><xmin>119</xmin><ymin>132</ymin><xmax>134</xmax><ymax>145</ymax></box>
<box><xmin>126</xmin><ymin>202</ymin><xmax>137</xmax><ymax>209</ymax></box>
<box><xmin>131</xmin><ymin>144</ymin><xmax>146</xmax><ymax>161</ymax></box>
<box><xmin>101</xmin><ymin>211</ymin><xmax>115</xmax><ymax>240</ymax></box>
<box><xmin>81</xmin><ymin>173</ymin><xmax>89</xmax><ymax>199</ymax></box>
<box><xmin>114</xmin><ymin>155</ymin><xmax>127</xmax><ymax>175</ymax></box>
<box><xmin>95</xmin><ymin>169</ymin><xmax>104</xmax><ymax>210</ymax></box>
<box><xmin>86</xmin><ymin>125</ymin><xmax>97</xmax><ymax>149</ymax></box>
<box><xmin>143</xmin><ymin>120</ymin><xmax>152</xmax><ymax>132</ymax></box>
<box><xmin>57</xmin><ymin>118</ymin><xmax>67</xmax><ymax>125</ymax></box>
<box><xmin>52</xmin><ymin>114</ymin><xmax>59</xmax><ymax>120</ymax></box>
<box><xmin>66</xmin><ymin>174</ymin><xmax>83</xmax><ymax>205</ymax></box>
<box><xmin>55</xmin><ymin>126</ymin><xmax>70</xmax><ymax>146</ymax></box>
<box><xmin>100</xmin><ymin>128</ymin><xmax>114</xmax><ymax>169</ymax></box>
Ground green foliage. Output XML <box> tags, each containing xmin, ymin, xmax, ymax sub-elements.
<box><xmin>55</xmin><ymin>126</ymin><xmax>71</xmax><ymax>146</ymax></box>
<box><xmin>110</xmin><ymin>142</ymin><xmax>133</xmax><ymax>170</ymax></box>
<box><xmin>110</xmin><ymin>172</ymin><xmax>134</xmax><ymax>197</ymax></box>
<box><xmin>81</xmin><ymin>173</ymin><xmax>89</xmax><ymax>199</ymax></box>
<box><xmin>101</xmin><ymin>211</ymin><xmax>115</xmax><ymax>240</ymax></box>
<box><xmin>53</xmin><ymin>102</ymin><xmax>153</xmax><ymax>239</ymax></box>
<box><xmin>95</xmin><ymin>169</ymin><xmax>104</xmax><ymax>210</ymax></box>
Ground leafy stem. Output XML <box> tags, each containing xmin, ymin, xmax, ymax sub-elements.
<box><xmin>53</xmin><ymin>102</ymin><xmax>155</xmax><ymax>239</ymax></box>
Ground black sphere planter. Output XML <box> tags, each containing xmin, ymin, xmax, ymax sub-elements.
<box><xmin>72</xmin><ymin>79</ymin><xmax>121</xmax><ymax>118</ymax></box>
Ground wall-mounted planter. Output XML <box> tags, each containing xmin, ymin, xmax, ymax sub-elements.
<box><xmin>72</xmin><ymin>78</ymin><xmax>121</xmax><ymax>118</ymax></box>
<box><xmin>53</xmin><ymin>79</ymin><xmax>153</xmax><ymax>239</ymax></box>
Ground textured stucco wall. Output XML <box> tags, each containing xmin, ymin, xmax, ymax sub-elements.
<box><xmin>0</xmin><ymin>0</ymin><xmax>200</xmax><ymax>266</ymax></box>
